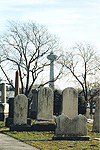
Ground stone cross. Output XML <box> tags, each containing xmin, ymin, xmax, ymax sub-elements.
<box><xmin>47</xmin><ymin>51</ymin><xmax>57</xmax><ymax>90</ymax></box>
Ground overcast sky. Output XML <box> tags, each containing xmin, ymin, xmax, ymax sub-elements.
<box><xmin>0</xmin><ymin>0</ymin><xmax>100</xmax><ymax>49</ymax></box>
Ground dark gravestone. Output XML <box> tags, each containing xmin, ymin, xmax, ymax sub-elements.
<box><xmin>5</xmin><ymin>98</ymin><xmax>14</xmax><ymax>127</ymax></box>
<box><xmin>30</xmin><ymin>88</ymin><xmax>38</xmax><ymax>119</ymax></box>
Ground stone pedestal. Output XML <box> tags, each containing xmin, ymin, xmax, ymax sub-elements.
<box><xmin>31</xmin><ymin>120</ymin><xmax>56</xmax><ymax>131</ymax></box>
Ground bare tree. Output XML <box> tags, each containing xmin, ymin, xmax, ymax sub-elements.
<box><xmin>59</xmin><ymin>41</ymin><xmax>99</xmax><ymax>102</ymax></box>
<box><xmin>0</xmin><ymin>21</ymin><xmax>62</xmax><ymax>97</ymax></box>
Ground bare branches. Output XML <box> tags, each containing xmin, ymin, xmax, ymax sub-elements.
<box><xmin>0</xmin><ymin>21</ymin><xmax>62</xmax><ymax>96</ymax></box>
<box><xmin>59</xmin><ymin>41</ymin><xmax>99</xmax><ymax>102</ymax></box>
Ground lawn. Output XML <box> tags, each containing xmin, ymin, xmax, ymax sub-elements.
<box><xmin>0</xmin><ymin>121</ymin><xmax>100</xmax><ymax>149</ymax></box>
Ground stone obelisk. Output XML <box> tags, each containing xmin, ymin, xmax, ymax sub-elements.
<box><xmin>15</xmin><ymin>70</ymin><xmax>19</xmax><ymax>97</ymax></box>
<box><xmin>47</xmin><ymin>51</ymin><xmax>57</xmax><ymax>90</ymax></box>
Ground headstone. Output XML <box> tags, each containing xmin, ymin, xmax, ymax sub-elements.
<box><xmin>5</xmin><ymin>98</ymin><xmax>14</xmax><ymax>127</ymax></box>
<box><xmin>62</xmin><ymin>87</ymin><xmax>78</xmax><ymax>119</ymax></box>
<box><xmin>9</xmin><ymin>98</ymin><xmax>14</xmax><ymax>118</ymax></box>
<box><xmin>37</xmin><ymin>87</ymin><xmax>53</xmax><ymax>120</ymax></box>
<box><xmin>10</xmin><ymin>94</ymin><xmax>30</xmax><ymax>131</ymax></box>
<box><xmin>31</xmin><ymin>87</ymin><xmax>56</xmax><ymax>131</ymax></box>
<box><xmin>0</xmin><ymin>83</ymin><xmax>9</xmax><ymax>121</ymax></box>
<box><xmin>14</xmin><ymin>94</ymin><xmax>28</xmax><ymax>125</ymax></box>
<box><xmin>1</xmin><ymin>83</ymin><xmax>6</xmax><ymax>103</ymax></box>
<box><xmin>53</xmin><ymin>114</ymin><xmax>90</xmax><ymax>140</ymax></box>
<box><xmin>30</xmin><ymin>88</ymin><xmax>38</xmax><ymax>119</ymax></box>
<box><xmin>92</xmin><ymin>97</ymin><xmax>100</xmax><ymax>132</ymax></box>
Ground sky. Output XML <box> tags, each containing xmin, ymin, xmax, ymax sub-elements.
<box><xmin>0</xmin><ymin>0</ymin><xmax>100</xmax><ymax>89</ymax></box>
<box><xmin>0</xmin><ymin>0</ymin><xmax>100</xmax><ymax>48</ymax></box>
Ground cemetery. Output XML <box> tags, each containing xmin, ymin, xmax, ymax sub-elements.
<box><xmin>0</xmin><ymin>52</ymin><xmax>99</xmax><ymax>149</ymax></box>
<box><xmin>0</xmin><ymin>77</ymin><xmax>100</xmax><ymax>149</ymax></box>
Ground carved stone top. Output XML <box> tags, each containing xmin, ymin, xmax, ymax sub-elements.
<box><xmin>47</xmin><ymin>51</ymin><xmax>57</xmax><ymax>61</ymax></box>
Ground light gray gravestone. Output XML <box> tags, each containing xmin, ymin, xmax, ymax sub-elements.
<box><xmin>37</xmin><ymin>87</ymin><xmax>53</xmax><ymax>121</ymax></box>
<box><xmin>92</xmin><ymin>97</ymin><xmax>100</xmax><ymax>132</ymax></box>
<box><xmin>31</xmin><ymin>87</ymin><xmax>56</xmax><ymax>131</ymax></box>
<box><xmin>0</xmin><ymin>83</ymin><xmax>9</xmax><ymax>121</ymax></box>
<box><xmin>13</xmin><ymin>94</ymin><xmax>28</xmax><ymax>125</ymax></box>
<box><xmin>53</xmin><ymin>114</ymin><xmax>90</xmax><ymax>140</ymax></box>
<box><xmin>62</xmin><ymin>87</ymin><xmax>78</xmax><ymax>119</ymax></box>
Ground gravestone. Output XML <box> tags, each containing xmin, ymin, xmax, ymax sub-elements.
<box><xmin>31</xmin><ymin>87</ymin><xmax>56</xmax><ymax>131</ymax></box>
<box><xmin>30</xmin><ymin>88</ymin><xmax>38</xmax><ymax>119</ymax></box>
<box><xmin>53</xmin><ymin>114</ymin><xmax>90</xmax><ymax>140</ymax></box>
<box><xmin>5</xmin><ymin>98</ymin><xmax>14</xmax><ymax>127</ymax></box>
<box><xmin>1</xmin><ymin>83</ymin><xmax>6</xmax><ymax>103</ymax></box>
<box><xmin>37</xmin><ymin>87</ymin><xmax>53</xmax><ymax>120</ymax></box>
<box><xmin>92</xmin><ymin>97</ymin><xmax>100</xmax><ymax>132</ymax></box>
<box><xmin>62</xmin><ymin>87</ymin><xmax>78</xmax><ymax>119</ymax></box>
<box><xmin>10</xmin><ymin>94</ymin><xmax>30</xmax><ymax>131</ymax></box>
<box><xmin>14</xmin><ymin>94</ymin><xmax>28</xmax><ymax>125</ymax></box>
<box><xmin>0</xmin><ymin>83</ymin><xmax>9</xmax><ymax>121</ymax></box>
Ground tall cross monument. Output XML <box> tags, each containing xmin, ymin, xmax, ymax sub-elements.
<box><xmin>47</xmin><ymin>51</ymin><xmax>57</xmax><ymax>90</ymax></box>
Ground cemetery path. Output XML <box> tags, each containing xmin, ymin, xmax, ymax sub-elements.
<box><xmin>0</xmin><ymin>133</ymin><xmax>39</xmax><ymax>150</ymax></box>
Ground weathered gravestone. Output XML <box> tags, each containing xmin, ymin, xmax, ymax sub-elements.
<box><xmin>0</xmin><ymin>83</ymin><xmax>9</xmax><ymax>121</ymax></box>
<box><xmin>92</xmin><ymin>97</ymin><xmax>100</xmax><ymax>132</ymax></box>
<box><xmin>31</xmin><ymin>87</ymin><xmax>56</xmax><ymax>131</ymax></box>
<box><xmin>53</xmin><ymin>114</ymin><xmax>90</xmax><ymax>140</ymax></box>
<box><xmin>62</xmin><ymin>87</ymin><xmax>78</xmax><ymax>119</ymax></box>
<box><xmin>10</xmin><ymin>94</ymin><xmax>30</xmax><ymax>131</ymax></box>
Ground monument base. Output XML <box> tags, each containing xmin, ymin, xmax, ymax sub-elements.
<box><xmin>5</xmin><ymin>118</ymin><xmax>31</xmax><ymax>127</ymax></box>
<box><xmin>30</xmin><ymin>111</ymin><xmax>37</xmax><ymax>119</ymax></box>
<box><xmin>31</xmin><ymin>120</ymin><xmax>56</xmax><ymax>131</ymax></box>
<box><xmin>5</xmin><ymin>118</ymin><xmax>13</xmax><ymax>127</ymax></box>
<box><xmin>52</xmin><ymin>135</ymin><xmax>90</xmax><ymax>141</ymax></box>
<box><xmin>10</xmin><ymin>124</ymin><xmax>31</xmax><ymax>131</ymax></box>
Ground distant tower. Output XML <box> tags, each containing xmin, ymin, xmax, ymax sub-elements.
<box><xmin>47</xmin><ymin>51</ymin><xmax>57</xmax><ymax>90</ymax></box>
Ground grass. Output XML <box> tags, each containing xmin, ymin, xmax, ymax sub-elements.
<box><xmin>0</xmin><ymin>121</ymin><xmax>100</xmax><ymax>149</ymax></box>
